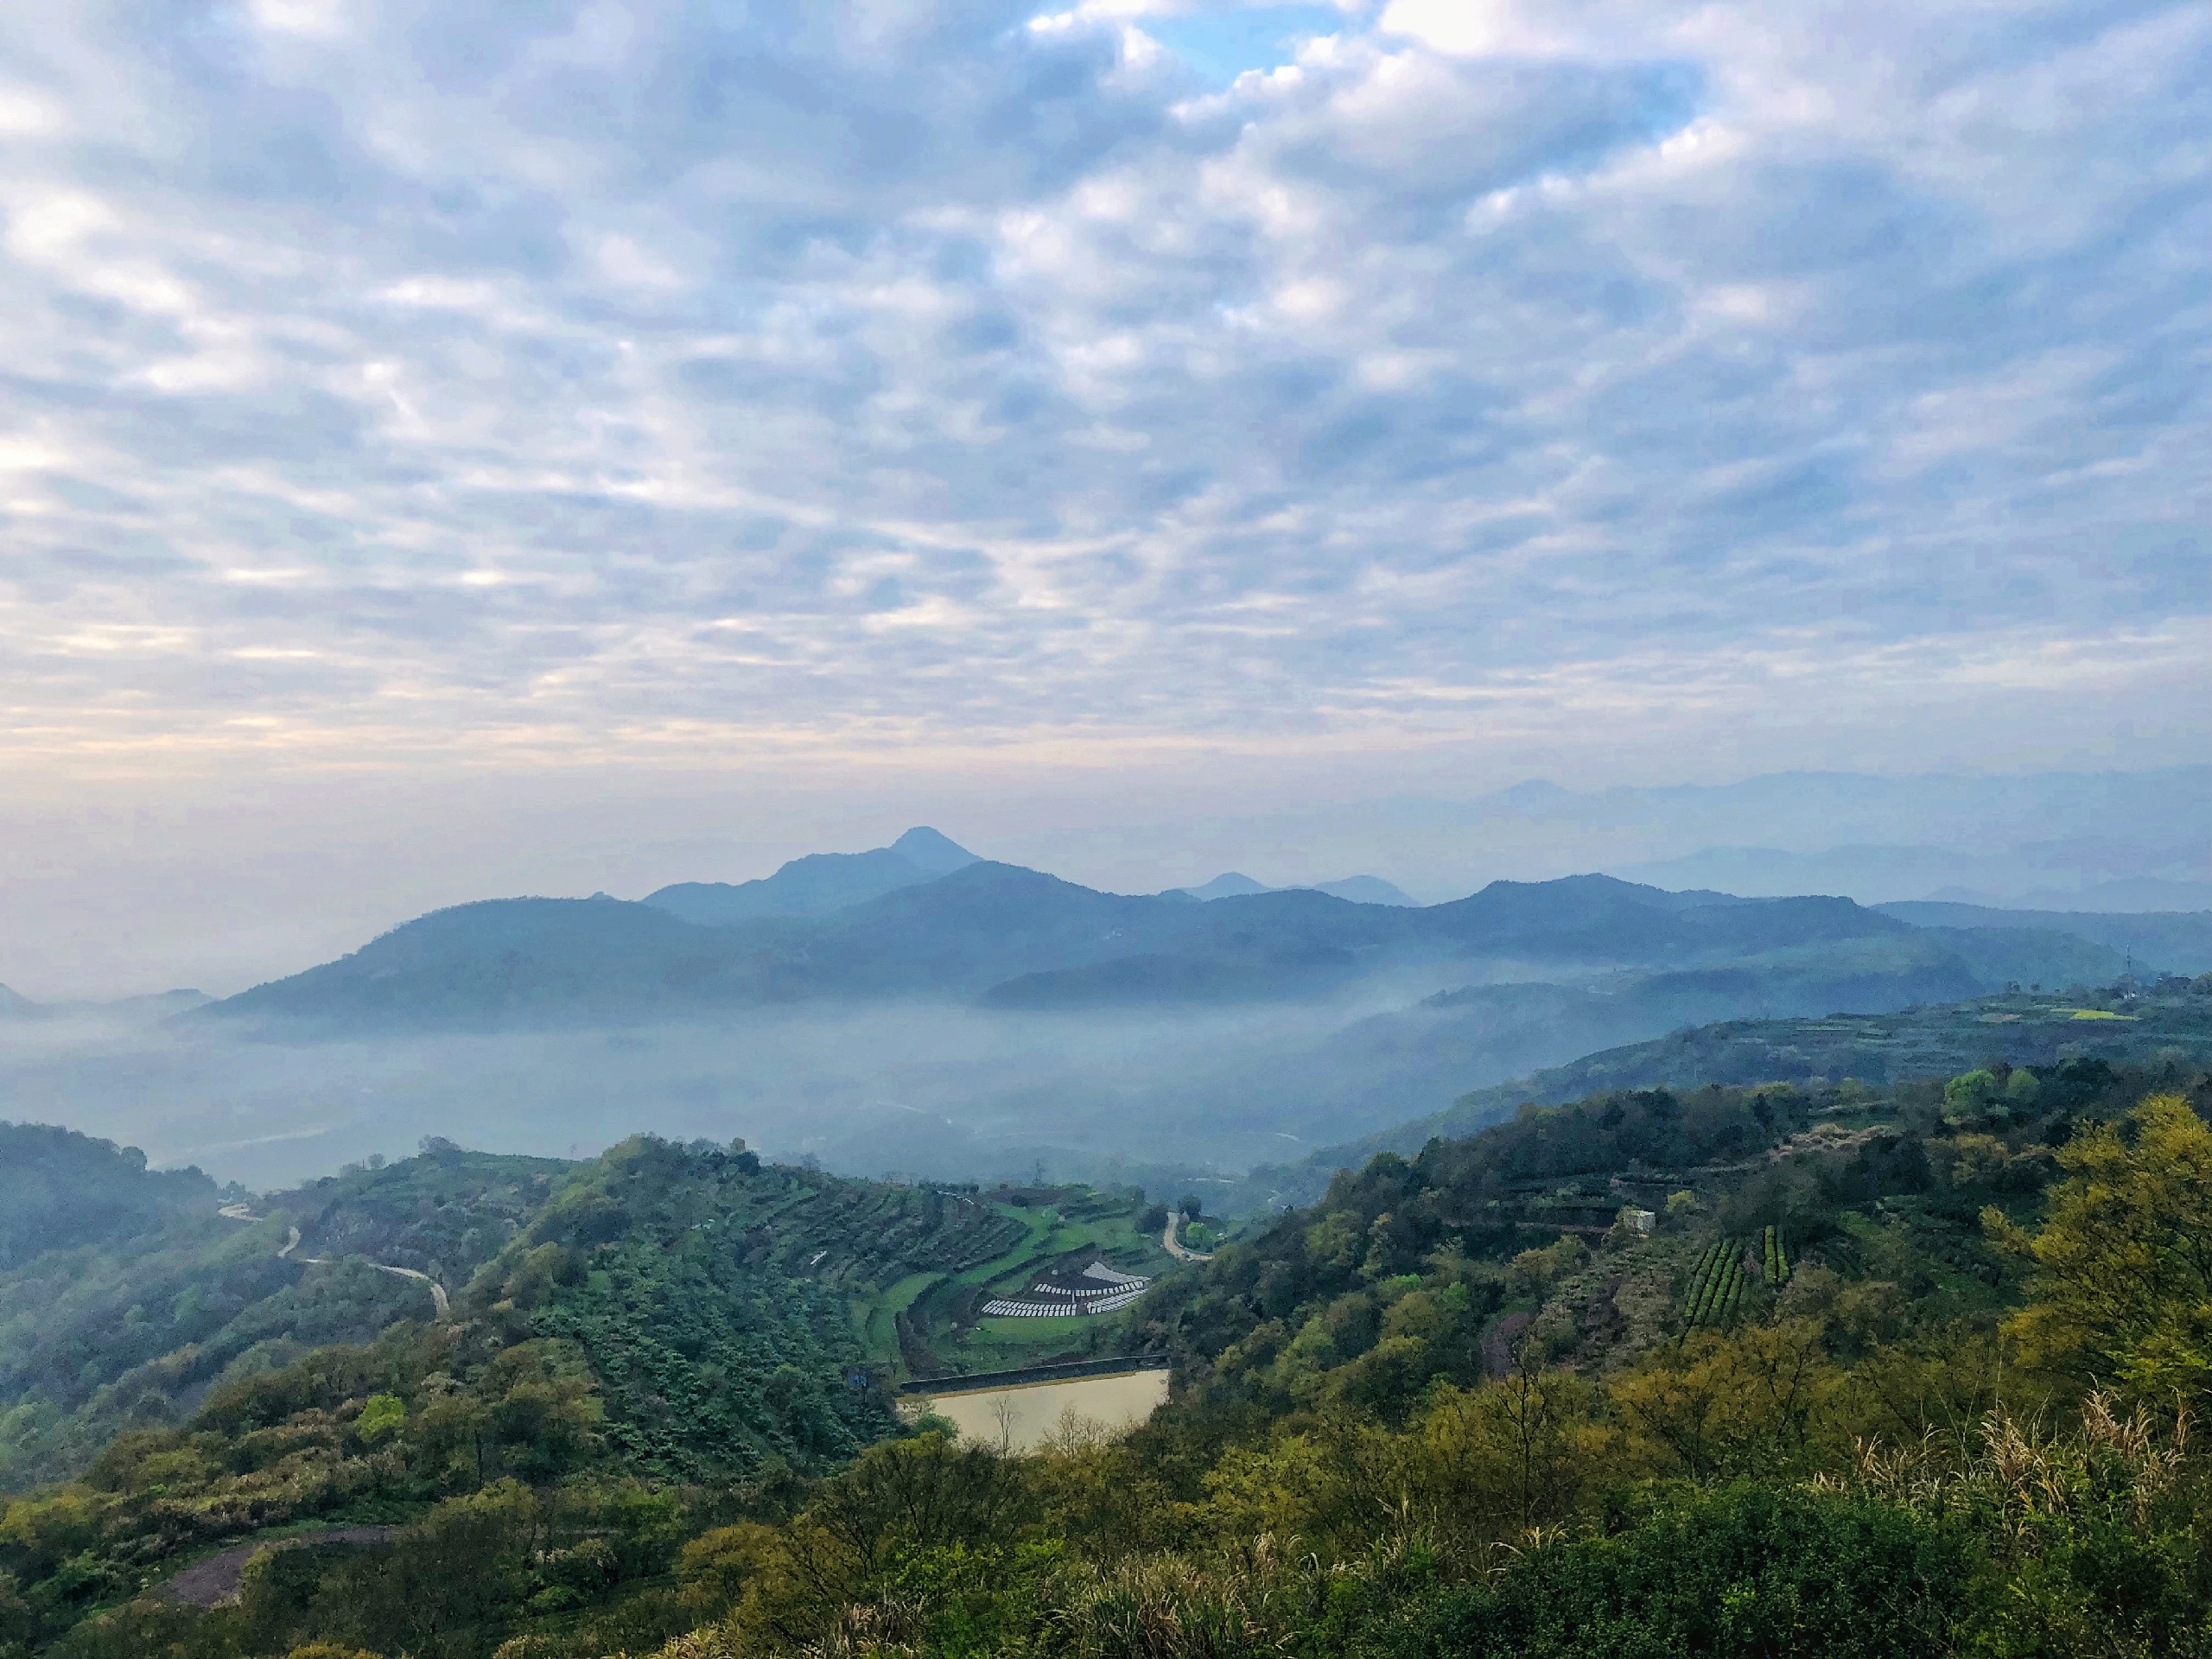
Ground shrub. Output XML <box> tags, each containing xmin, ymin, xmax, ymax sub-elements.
<box><xmin>1382</xmin><ymin>1485</ymin><xmax>1967</xmax><ymax>1659</ymax></box>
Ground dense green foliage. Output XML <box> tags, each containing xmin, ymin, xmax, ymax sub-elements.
<box><xmin>1299</xmin><ymin>981</ymin><xmax>2212</xmax><ymax>1179</ymax></box>
<box><xmin>0</xmin><ymin>1131</ymin><xmax>1172</xmax><ymax>1656</ymax></box>
<box><xmin>512</xmin><ymin>1139</ymin><xmax>1046</xmax><ymax>1478</ymax></box>
<box><xmin>0</xmin><ymin>1130</ymin><xmax>1165</xmax><ymax>1502</ymax></box>
<box><xmin>8</xmin><ymin>1007</ymin><xmax>2212</xmax><ymax>1656</ymax></box>
<box><xmin>0</xmin><ymin>1146</ymin><xmax>569</xmax><ymax>1491</ymax></box>
<box><xmin>0</xmin><ymin>1126</ymin><xmax>216</xmax><ymax>1273</ymax></box>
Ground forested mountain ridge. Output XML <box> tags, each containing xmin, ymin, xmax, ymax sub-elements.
<box><xmin>200</xmin><ymin>867</ymin><xmax>2133</xmax><ymax>1029</ymax></box>
<box><xmin>0</xmin><ymin>1125</ymin><xmax>219</xmax><ymax>1272</ymax></box>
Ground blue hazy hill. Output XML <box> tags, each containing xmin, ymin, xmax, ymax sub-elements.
<box><xmin>643</xmin><ymin>826</ymin><xmax>980</xmax><ymax>925</ymax></box>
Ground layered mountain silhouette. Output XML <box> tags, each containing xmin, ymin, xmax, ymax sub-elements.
<box><xmin>1176</xmin><ymin>872</ymin><xmax>1418</xmax><ymax>906</ymax></box>
<box><xmin>196</xmin><ymin>849</ymin><xmax>2143</xmax><ymax>1030</ymax></box>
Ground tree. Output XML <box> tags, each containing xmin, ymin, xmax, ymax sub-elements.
<box><xmin>1612</xmin><ymin>1321</ymin><xmax>1840</xmax><ymax>1480</ymax></box>
<box><xmin>1987</xmin><ymin>1094</ymin><xmax>2212</xmax><ymax>1401</ymax></box>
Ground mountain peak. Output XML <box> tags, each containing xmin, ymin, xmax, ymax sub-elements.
<box><xmin>1182</xmin><ymin>872</ymin><xmax>1272</xmax><ymax>900</ymax></box>
<box><xmin>889</xmin><ymin>827</ymin><xmax>980</xmax><ymax>874</ymax></box>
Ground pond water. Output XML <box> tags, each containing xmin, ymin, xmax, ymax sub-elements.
<box><xmin>906</xmin><ymin>1368</ymin><xmax>1172</xmax><ymax>1452</ymax></box>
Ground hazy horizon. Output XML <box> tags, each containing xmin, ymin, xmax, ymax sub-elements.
<box><xmin>1</xmin><ymin>762</ymin><xmax>2206</xmax><ymax>1001</ymax></box>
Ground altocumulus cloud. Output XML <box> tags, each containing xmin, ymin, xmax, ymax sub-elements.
<box><xmin>0</xmin><ymin>0</ymin><xmax>2203</xmax><ymax>773</ymax></box>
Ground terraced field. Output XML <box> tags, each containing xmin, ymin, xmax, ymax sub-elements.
<box><xmin>865</xmin><ymin>1185</ymin><xmax>1173</xmax><ymax>1381</ymax></box>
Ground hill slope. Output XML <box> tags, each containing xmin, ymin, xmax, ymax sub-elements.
<box><xmin>0</xmin><ymin>1123</ymin><xmax>217</xmax><ymax>1271</ymax></box>
<box><xmin>1284</xmin><ymin>982</ymin><xmax>2212</xmax><ymax>1184</ymax></box>
<box><xmin>0</xmin><ymin>1131</ymin><xmax>1166</xmax><ymax>1495</ymax></box>
<box><xmin>1876</xmin><ymin>899</ymin><xmax>2212</xmax><ymax>974</ymax></box>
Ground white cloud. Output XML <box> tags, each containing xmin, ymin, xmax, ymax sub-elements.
<box><xmin>0</xmin><ymin>0</ymin><xmax>2193</xmax><ymax>800</ymax></box>
<box><xmin>1376</xmin><ymin>0</ymin><xmax>1558</xmax><ymax>58</ymax></box>
<box><xmin>248</xmin><ymin>0</ymin><xmax>351</xmax><ymax>38</ymax></box>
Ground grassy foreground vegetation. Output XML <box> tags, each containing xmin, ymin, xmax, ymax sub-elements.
<box><xmin>5</xmin><ymin>999</ymin><xmax>2212</xmax><ymax>1656</ymax></box>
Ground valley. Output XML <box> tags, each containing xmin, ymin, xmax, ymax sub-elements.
<box><xmin>2</xmin><ymin>976</ymin><xmax>2208</xmax><ymax>1656</ymax></box>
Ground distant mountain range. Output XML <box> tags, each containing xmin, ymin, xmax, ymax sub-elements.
<box><xmin>192</xmin><ymin>825</ymin><xmax>2209</xmax><ymax>1030</ymax></box>
<box><xmin>1176</xmin><ymin>872</ymin><xmax>1417</xmax><ymax>906</ymax></box>
<box><xmin>0</xmin><ymin>986</ymin><xmax>208</xmax><ymax>1022</ymax></box>
<box><xmin>647</xmin><ymin>832</ymin><xmax>1420</xmax><ymax>923</ymax></box>
<box><xmin>1607</xmin><ymin>834</ymin><xmax>2211</xmax><ymax>912</ymax></box>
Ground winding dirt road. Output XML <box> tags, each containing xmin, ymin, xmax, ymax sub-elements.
<box><xmin>220</xmin><ymin>1209</ymin><xmax>448</xmax><ymax>1318</ymax></box>
<box><xmin>158</xmin><ymin>1527</ymin><xmax>396</xmax><ymax>1606</ymax></box>
<box><xmin>1162</xmin><ymin>1211</ymin><xmax>1213</xmax><ymax>1262</ymax></box>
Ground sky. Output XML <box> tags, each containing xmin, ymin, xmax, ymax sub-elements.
<box><xmin>0</xmin><ymin>0</ymin><xmax>2205</xmax><ymax>996</ymax></box>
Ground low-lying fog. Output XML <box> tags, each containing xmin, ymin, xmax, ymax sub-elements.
<box><xmin>0</xmin><ymin>967</ymin><xmax>1563</xmax><ymax>1194</ymax></box>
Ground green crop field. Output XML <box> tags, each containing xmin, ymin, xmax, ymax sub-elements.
<box><xmin>1679</xmin><ymin>1224</ymin><xmax>1792</xmax><ymax>1338</ymax></box>
<box><xmin>880</xmin><ymin>1187</ymin><xmax>1173</xmax><ymax>1380</ymax></box>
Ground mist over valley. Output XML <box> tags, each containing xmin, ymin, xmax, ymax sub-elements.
<box><xmin>6</xmin><ymin>806</ymin><xmax>2203</xmax><ymax>1195</ymax></box>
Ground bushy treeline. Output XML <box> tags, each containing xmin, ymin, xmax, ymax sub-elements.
<box><xmin>1140</xmin><ymin>1058</ymin><xmax>2194</xmax><ymax>1421</ymax></box>
<box><xmin>0</xmin><ymin>1126</ymin><xmax>215</xmax><ymax>1273</ymax></box>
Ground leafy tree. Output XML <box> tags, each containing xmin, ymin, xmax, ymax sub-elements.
<box><xmin>1987</xmin><ymin>1094</ymin><xmax>2212</xmax><ymax>1400</ymax></box>
<box><xmin>354</xmin><ymin>1393</ymin><xmax>405</xmax><ymax>1446</ymax></box>
<box><xmin>1611</xmin><ymin>1322</ymin><xmax>1841</xmax><ymax>1481</ymax></box>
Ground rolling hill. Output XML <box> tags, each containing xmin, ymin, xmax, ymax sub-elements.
<box><xmin>1874</xmin><ymin>899</ymin><xmax>2212</xmax><ymax>974</ymax></box>
<box><xmin>10</xmin><ymin>1010</ymin><xmax>2211</xmax><ymax>1657</ymax></box>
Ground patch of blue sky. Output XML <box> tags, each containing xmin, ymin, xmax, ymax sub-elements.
<box><xmin>1144</xmin><ymin>4</ymin><xmax>1353</xmax><ymax>87</ymax></box>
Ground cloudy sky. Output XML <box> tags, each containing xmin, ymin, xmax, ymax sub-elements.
<box><xmin>0</xmin><ymin>0</ymin><xmax>2205</xmax><ymax>993</ymax></box>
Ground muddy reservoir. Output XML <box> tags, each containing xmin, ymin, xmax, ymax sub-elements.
<box><xmin>901</xmin><ymin>1358</ymin><xmax>1171</xmax><ymax>1452</ymax></box>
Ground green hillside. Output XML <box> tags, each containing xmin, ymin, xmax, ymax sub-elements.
<box><xmin>0</xmin><ymin>1125</ymin><xmax>219</xmax><ymax>1272</ymax></box>
<box><xmin>8</xmin><ymin>995</ymin><xmax>2212</xmax><ymax>1657</ymax></box>
<box><xmin>0</xmin><ymin>1135</ymin><xmax>1171</xmax><ymax>1499</ymax></box>
<box><xmin>0</xmin><ymin>1131</ymin><xmax>1172</xmax><ymax>1656</ymax></box>
<box><xmin>1243</xmin><ymin>980</ymin><xmax>2212</xmax><ymax>1207</ymax></box>
<box><xmin>0</xmin><ymin>1143</ymin><xmax>571</xmax><ymax>1491</ymax></box>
